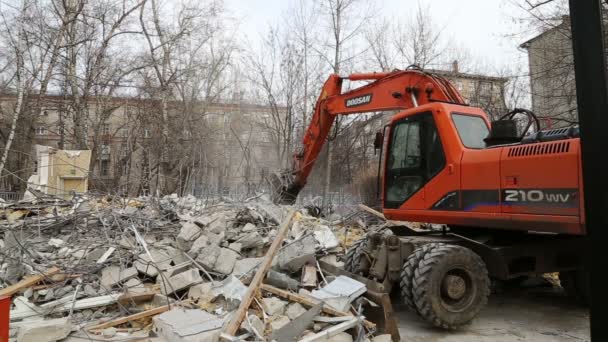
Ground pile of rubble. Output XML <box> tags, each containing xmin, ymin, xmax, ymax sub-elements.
<box><xmin>0</xmin><ymin>192</ymin><xmax>393</xmax><ymax>342</ymax></box>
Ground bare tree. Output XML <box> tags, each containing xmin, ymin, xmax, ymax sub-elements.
<box><xmin>316</xmin><ymin>0</ymin><xmax>374</xmax><ymax>210</ymax></box>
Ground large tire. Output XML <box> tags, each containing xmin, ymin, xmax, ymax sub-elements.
<box><xmin>412</xmin><ymin>244</ymin><xmax>490</xmax><ymax>329</ymax></box>
<box><xmin>400</xmin><ymin>243</ymin><xmax>445</xmax><ymax>313</ymax></box>
<box><xmin>344</xmin><ymin>238</ymin><xmax>367</xmax><ymax>273</ymax></box>
<box><xmin>560</xmin><ymin>270</ymin><xmax>589</xmax><ymax>306</ymax></box>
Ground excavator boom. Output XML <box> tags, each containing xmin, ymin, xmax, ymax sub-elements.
<box><xmin>271</xmin><ymin>68</ymin><xmax>466</xmax><ymax>204</ymax></box>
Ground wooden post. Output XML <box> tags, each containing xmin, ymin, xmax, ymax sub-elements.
<box><xmin>223</xmin><ymin>210</ymin><xmax>296</xmax><ymax>336</ymax></box>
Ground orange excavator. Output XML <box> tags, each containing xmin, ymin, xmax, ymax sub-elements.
<box><xmin>271</xmin><ymin>67</ymin><xmax>587</xmax><ymax>330</ymax></box>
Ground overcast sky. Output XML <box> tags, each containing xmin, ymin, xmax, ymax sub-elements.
<box><xmin>225</xmin><ymin>0</ymin><xmax>535</xmax><ymax>76</ymax></box>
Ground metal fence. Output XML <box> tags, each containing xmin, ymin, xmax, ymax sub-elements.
<box><xmin>0</xmin><ymin>192</ymin><xmax>20</xmax><ymax>202</ymax></box>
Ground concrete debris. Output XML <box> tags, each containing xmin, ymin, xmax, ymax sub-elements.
<box><xmin>277</xmin><ymin>234</ymin><xmax>317</xmax><ymax>272</ymax></box>
<box><xmin>210</xmin><ymin>276</ymin><xmax>247</xmax><ymax>310</ymax></box>
<box><xmin>159</xmin><ymin>268</ymin><xmax>203</xmax><ymax>295</ymax></box>
<box><xmin>311</xmin><ymin>276</ymin><xmax>366</xmax><ymax>312</ymax></box>
<box><xmin>16</xmin><ymin>318</ymin><xmax>72</xmax><ymax>342</ymax></box>
<box><xmin>263</xmin><ymin>297</ymin><xmax>288</xmax><ymax>316</ymax></box>
<box><xmin>153</xmin><ymin>308</ymin><xmax>224</xmax><ymax>342</ymax></box>
<box><xmin>241</xmin><ymin>314</ymin><xmax>265</xmax><ymax>336</ymax></box>
<box><xmin>266</xmin><ymin>270</ymin><xmax>300</xmax><ymax>290</ymax></box>
<box><xmin>286</xmin><ymin>302</ymin><xmax>308</xmax><ymax>320</ymax></box>
<box><xmin>101</xmin><ymin>266</ymin><xmax>138</xmax><ymax>288</ymax></box>
<box><xmin>269</xmin><ymin>315</ymin><xmax>291</xmax><ymax>331</ymax></box>
<box><xmin>0</xmin><ymin>193</ymin><xmax>388</xmax><ymax>341</ymax></box>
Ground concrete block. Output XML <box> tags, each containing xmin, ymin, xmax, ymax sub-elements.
<box><xmin>177</xmin><ymin>222</ymin><xmax>202</xmax><ymax>250</ymax></box>
<box><xmin>17</xmin><ymin>318</ymin><xmax>72</xmax><ymax>342</ymax></box>
<box><xmin>235</xmin><ymin>231</ymin><xmax>264</xmax><ymax>249</ymax></box>
<box><xmin>269</xmin><ymin>315</ymin><xmax>291</xmax><ymax>331</ymax></box>
<box><xmin>100</xmin><ymin>266</ymin><xmax>138</xmax><ymax>288</ymax></box>
<box><xmin>207</xmin><ymin>213</ymin><xmax>227</xmax><ymax>234</ymax></box>
<box><xmin>188</xmin><ymin>282</ymin><xmax>213</xmax><ymax>301</ymax></box>
<box><xmin>232</xmin><ymin>257</ymin><xmax>262</xmax><ymax>283</ymax></box>
<box><xmin>133</xmin><ymin>249</ymin><xmax>173</xmax><ymax>277</ymax></box>
<box><xmin>286</xmin><ymin>303</ymin><xmax>307</xmax><ymax>320</ymax></box>
<box><xmin>160</xmin><ymin>269</ymin><xmax>203</xmax><ymax>295</ymax></box>
<box><xmin>263</xmin><ymin>297</ymin><xmax>287</xmax><ymax>316</ymax></box>
<box><xmin>124</xmin><ymin>278</ymin><xmax>147</xmax><ymax>294</ymax></box>
<box><xmin>241</xmin><ymin>223</ymin><xmax>256</xmax><ymax>232</ymax></box>
<box><xmin>241</xmin><ymin>314</ymin><xmax>265</xmax><ymax>336</ymax></box>
<box><xmin>188</xmin><ymin>235</ymin><xmax>210</xmax><ymax>258</ymax></box>
<box><xmin>277</xmin><ymin>234</ymin><xmax>316</xmax><ymax>273</ymax></box>
<box><xmin>195</xmin><ymin>245</ymin><xmax>238</xmax><ymax>275</ymax></box>
<box><xmin>153</xmin><ymin>308</ymin><xmax>223</xmax><ymax>342</ymax></box>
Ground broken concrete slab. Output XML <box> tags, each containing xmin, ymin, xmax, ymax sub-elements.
<box><xmin>100</xmin><ymin>266</ymin><xmax>138</xmax><ymax>288</ymax></box>
<box><xmin>195</xmin><ymin>245</ymin><xmax>238</xmax><ymax>275</ymax></box>
<box><xmin>311</xmin><ymin>276</ymin><xmax>366</xmax><ymax>311</ymax></box>
<box><xmin>241</xmin><ymin>314</ymin><xmax>265</xmax><ymax>336</ymax></box>
<box><xmin>232</xmin><ymin>257</ymin><xmax>262</xmax><ymax>282</ymax></box>
<box><xmin>266</xmin><ymin>270</ymin><xmax>300</xmax><ymax>290</ymax></box>
<box><xmin>153</xmin><ymin>308</ymin><xmax>224</xmax><ymax>342</ymax></box>
<box><xmin>262</xmin><ymin>297</ymin><xmax>287</xmax><ymax>316</ymax></box>
<box><xmin>16</xmin><ymin>317</ymin><xmax>72</xmax><ymax>342</ymax></box>
<box><xmin>286</xmin><ymin>303</ymin><xmax>308</xmax><ymax>320</ymax></box>
<box><xmin>241</xmin><ymin>223</ymin><xmax>256</xmax><ymax>232</ymax></box>
<box><xmin>277</xmin><ymin>234</ymin><xmax>316</xmax><ymax>273</ymax></box>
<box><xmin>269</xmin><ymin>315</ymin><xmax>291</xmax><ymax>331</ymax></box>
<box><xmin>235</xmin><ymin>231</ymin><xmax>264</xmax><ymax>249</ymax></box>
<box><xmin>160</xmin><ymin>268</ymin><xmax>203</xmax><ymax>295</ymax></box>
<box><xmin>210</xmin><ymin>276</ymin><xmax>247</xmax><ymax>311</ymax></box>
<box><xmin>188</xmin><ymin>282</ymin><xmax>212</xmax><ymax>301</ymax></box>
<box><xmin>177</xmin><ymin>222</ymin><xmax>202</xmax><ymax>250</ymax></box>
<box><xmin>133</xmin><ymin>249</ymin><xmax>173</xmax><ymax>277</ymax></box>
<box><xmin>206</xmin><ymin>213</ymin><xmax>227</xmax><ymax>234</ymax></box>
<box><xmin>47</xmin><ymin>238</ymin><xmax>64</xmax><ymax>248</ymax></box>
<box><xmin>124</xmin><ymin>278</ymin><xmax>147</xmax><ymax>295</ymax></box>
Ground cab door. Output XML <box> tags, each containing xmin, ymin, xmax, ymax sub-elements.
<box><xmin>384</xmin><ymin>111</ymin><xmax>445</xmax><ymax>210</ymax></box>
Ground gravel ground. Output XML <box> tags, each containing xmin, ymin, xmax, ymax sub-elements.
<box><xmin>393</xmin><ymin>286</ymin><xmax>589</xmax><ymax>341</ymax></box>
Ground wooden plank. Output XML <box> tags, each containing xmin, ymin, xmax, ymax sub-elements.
<box><xmin>223</xmin><ymin>210</ymin><xmax>296</xmax><ymax>336</ymax></box>
<box><xmin>298</xmin><ymin>317</ymin><xmax>360</xmax><ymax>342</ymax></box>
<box><xmin>0</xmin><ymin>266</ymin><xmax>60</xmax><ymax>297</ymax></box>
<box><xmin>87</xmin><ymin>299</ymin><xmax>190</xmax><ymax>332</ymax></box>
<box><xmin>261</xmin><ymin>284</ymin><xmax>375</xmax><ymax>330</ymax></box>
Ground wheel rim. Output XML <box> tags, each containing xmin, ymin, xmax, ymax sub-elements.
<box><xmin>439</xmin><ymin>267</ymin><xmax>476</xmax><ymax>312</ymax></box>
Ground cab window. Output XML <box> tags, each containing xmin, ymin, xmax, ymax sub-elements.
<box><xmin>452</xmin><ymin>113</ymin><xmax>490</xmax><ymax>149</ymax></box>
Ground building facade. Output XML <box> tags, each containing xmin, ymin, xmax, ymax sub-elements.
<box><xmin>0</xmin><ymin>94</ymin><xmax>285</xmax><ymax>197</ymax></box>
<box><xmin>520</xmin><ymin>16</ymin><xmax>577</xmax><ymax>129</ymax></box>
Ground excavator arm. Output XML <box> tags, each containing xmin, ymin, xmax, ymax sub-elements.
<box><xmin>271</xmin><ymin>68</ymin><xmax>467</xmax><ymax>204</ymax></box>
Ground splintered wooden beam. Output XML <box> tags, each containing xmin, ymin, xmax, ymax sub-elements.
<box><xmin>223</xmin><ymin>210</ymin><xmax>296</xmax><ymax>336</ymax></box>
<box><xmin>0</xmin><ymin>266</ymin><xmax>60</xmax><ymax>297</ymax></box>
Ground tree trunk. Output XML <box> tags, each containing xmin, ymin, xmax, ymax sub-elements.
<box><xmin>0</xmin><ymin>53</ymin><xmax>24</xmax><ymax>181</ymax></box>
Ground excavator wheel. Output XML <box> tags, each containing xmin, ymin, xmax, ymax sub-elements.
<box><xmin>412</xmin><ymin>244</ymin><xmax>490</xmax><ymax>330</ymax></box>
<box><xmin>560</xmin><ymin>270</ymin><xmax>589</xmax><ymax>306</ymax></box>
<box><xmin>344</xmin><ymin>238</ymin><xmax>367</xmax><ymax>274</ymax></box>
<box><xmin>400</xmin><ymin>243</ymin><xmax>446</xmax><ymax>313</ymax></box>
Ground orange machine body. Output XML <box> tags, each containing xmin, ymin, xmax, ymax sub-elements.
<box><xmin>381</xmin><ymin>103</ymin><xmax>585</xmax><ymax>235</ymax></box>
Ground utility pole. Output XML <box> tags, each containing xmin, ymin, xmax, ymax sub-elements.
<box><xmin>568</xmin><ymin>0</ymin><xmax>608</xmax><ymax>339</ymax></box>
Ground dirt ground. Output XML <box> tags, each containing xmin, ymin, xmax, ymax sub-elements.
<box><xmin>393</xmin><ymin>286</ymin><xmax>590</xmax><ymax>342</ymax></box>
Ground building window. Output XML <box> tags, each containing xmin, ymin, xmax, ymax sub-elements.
<box><xmin>100</xmin><ymin>144</ymin><xmax>110</xmax><ymax>155</ymax></box>
<box><xmin>100</xmin><ymin>160</ymin><xmax>110</xmax><ymax>176</ymax></box>
<box><xmin>120</xmin><ymin>143</ymin><xmax>128</xmax><ymax>157</ymax></box>
<box><xmin>35</xmin><ymin>127</ymin><xmax>46</xmax><ymax>135</ymax></box>
<box><xmin>101</xmin><ymin>123</ymin><xmax>110</xmax><ymax>135</ymax></box>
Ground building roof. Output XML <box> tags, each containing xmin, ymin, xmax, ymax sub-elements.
<box><xmin>520</xmin><ymin>16</ymin><xmax>570</xmax><ymax>49</ymax></box>
<box><xmin>426</xmin><ymin>69</ymin><xmax>508</xmax><ymax>83</ymax></box>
